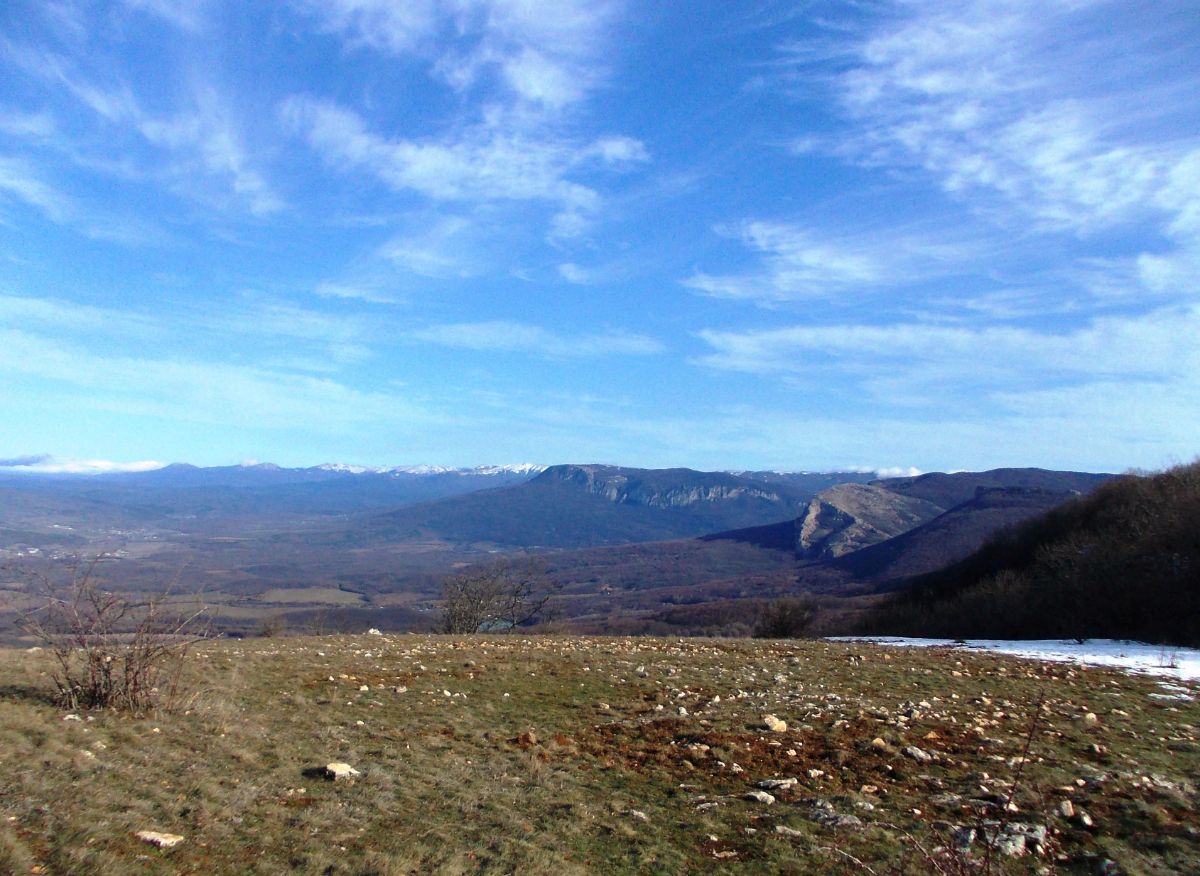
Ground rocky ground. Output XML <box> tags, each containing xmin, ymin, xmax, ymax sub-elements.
<box><xmin>0</xmin><ymin>635</ymin><xmax>1197</xmax><ymax>874</ymax></box>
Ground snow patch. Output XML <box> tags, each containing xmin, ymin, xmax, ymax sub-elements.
<box><xmin>831</xmin><ymin>637</ymin><xmax>1200</xmax><ymax>682</ymax></box>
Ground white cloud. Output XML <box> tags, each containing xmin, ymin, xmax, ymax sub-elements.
<box><xmin>0</xmin><ymin>327</ymin><xmax>434</xmax><ymax>433</ymax></box>
<box><xmin>0</xmin><ymin>456</ymin><xmax>167</xmax><ymax>474</ymax></box>
<box><xmin>377</xmin><ymin>215</ymin><xmax>487</xmax><ymax>279</ymax></box>
<box><xmin>557</xmin><ymin>262</ymin><xmax>589</xmax><ymax>284</ymax></box>
<box><xmin>815</xmin><ymin>0</ymin><xmax>1200</xmax><ymax>294</ymax></box>
<box><xmin>684</xmin><ymin>220</ymin><xmax>972</xmax><ymax>303</ymax></box>
<box><xmin>284</xmin><ymin>97</ymin><xmax>607</xmax><ymax>210</ymax></box>
<box><xmin>696</xmin><ymin>306</ymin><xmax>1200</xmax><ymax>396</ymax></box>
<box><xmin>296</xmin><ymin>0</ymin><xmax>621</xmax><ymax>109</ymax></box>
<box><xmin>139</xmin><ymin>86</ymin><xmax>282</xmax><ymax>215</ymax></box>
<box><xmin>411</xmin><ymin>320</ymin><xmax>663</xmax><ymax>357</ymax></box>
<box><xmin>0</xmin><ymin>155</ymin><xmax>74</xmax><ymax>221</ymax></box>
<box><xmin>313</xmin><ymin>282</ymin><xmax>399</xmax><ymax>305</ymax></box>
<box><xmin>2</xmin><ymin>40</ymin><xmax>279</xmax><ymax>216</ymax></box>
<box><xmin>121</xmin><ymin>0</ymin><xmax>209</xmax><ymax>32</ymax></box>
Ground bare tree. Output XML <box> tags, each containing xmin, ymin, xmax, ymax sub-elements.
<box><xmin>18</xmin><ymin>557</ymin><xmax>210</xmax><ymax>712</ymax></box>
<box><xmin>753</xmin><ymin>596</ymin><xmax>818</xmax><ymax>639</ymax></box>
<box><xmin>440</xmin><ymin>559</ymin><xmax>558</xmax><ymax>634</ymax></box>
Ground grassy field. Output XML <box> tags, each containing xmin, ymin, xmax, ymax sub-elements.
<box><xmin>0</xmin><ymin>635</ymin><xmax>1197</xmax><ymax>874</ymax></box>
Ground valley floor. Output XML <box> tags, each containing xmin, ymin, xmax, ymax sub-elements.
<box><xmin>1</xmin><ymin>635</ymin><xmax>1197</xmax><ymax>874</ymax></box>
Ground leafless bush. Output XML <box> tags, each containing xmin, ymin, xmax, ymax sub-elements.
<box><xmin>18</xmin><ymin>558</ymin><xmax>209</xmax><ymax>713</ymax></box>
<box><xmin>440</xmin><ymin>559</ymin><xmax>558</xmax><ymax>633</ymax></box>
<box><xmin>753</xmin><ymin>596</ymin><xmax>817</xmax><ymax>638</ymax></box>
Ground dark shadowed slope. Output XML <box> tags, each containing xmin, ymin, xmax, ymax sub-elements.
<box><xmin>862</xmin><ymin>461</ymin><xmax>1200</xmax><ymax>644</ymax></box>
<box><xmin>830</xmin><ymin>487</ymin><xmax>1083</xmax><ymax>585</ymax></box>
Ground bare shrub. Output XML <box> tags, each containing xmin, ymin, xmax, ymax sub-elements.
<box><xmin>18</xmin><ymin>558</ymin><xmax>209</xmax><ymax>713</ymax></box>
<box><xmin>753</xmin><ymin>596</ymin><xmax>817</xmax><ymax>639</ymax></box>
<box><xmin>440</xmin><ymin>559</ymin><xmax>558</xmax><ymax>633</ymax></box>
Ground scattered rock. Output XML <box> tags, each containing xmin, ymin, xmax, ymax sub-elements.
<box><xmin>626</xmin><ymin>809</ymin><xmax>649</xmax><ymax>823</ymax></box>
<box><xmin>762</xmin><ymin>714</ymin><xmax>787</xmax><ymax>733</ymax></box>
<box><xmin>757</xmin><ymin>777</ymin><xmax>798</xmax><ymax>791</ymax></box>
<box><xmin>903</xmin><ymin>745</ymin><xmax>933</xmax><ymax>763</ymax></box>
<box><xmin>775</xmin><ymin>825</ymin><xmax>804</xmax><ymax>837</ymax></box>
<box><xmin>324</xmin><ymin>762</ymin><xmax>360</xmax><ymax>781</ymax></box>
<box><xmin>1058</xmin><ymin>799</ymin><xmax>1075</xmax><ymax>819</ymax></box>
<box><xmin>135</xmin><ymin>830</ymin><xmax>184</xmax><ymax>849</ymax></box>
<box><xmin>811</xmin><ymin>810</ymin><xmax>864</xmax><ymax>830</ymax></box>
<box><xmin>367</xmin><ymin>628</ymin><xmax>382</xmax><ymax>636</ymax></box>
<box><xmin>743</xmin><ymin>790</ymin><xmax>776</xmax><ymax>804</ymax></box>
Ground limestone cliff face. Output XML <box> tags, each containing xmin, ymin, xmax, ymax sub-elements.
<box><xmin>796</xmin><ymin>483</ymin><xmax>944</xmax><ymax>559</ymax></box>
<box><xmin>541</xmin><ymin>464</ymin><xmax>784</xmax><ymax>509</ymax></box>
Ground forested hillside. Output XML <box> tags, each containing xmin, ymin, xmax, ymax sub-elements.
<box><xmin>862</xmin><ymin>462</ymin><xmax>1200</xmax><ymax>645</ymax></box>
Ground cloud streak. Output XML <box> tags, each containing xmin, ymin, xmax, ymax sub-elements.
<box><xmin>411</xmin><ymin>320</ymin><xmax>664</xmax><ymax>358</ymax></box>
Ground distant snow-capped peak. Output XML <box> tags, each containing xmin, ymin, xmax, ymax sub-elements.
<box><xmin>314</xmin><ymin>463</ymin><xmax>546</xmax><ymax>476</ymax></box>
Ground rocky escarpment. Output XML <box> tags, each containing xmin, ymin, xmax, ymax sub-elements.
<box><xmin>795</xmin><ymin>483</ymin><xmax>944</xmax><ymax>559</ymax></box>
<box><xmin>538</xmin><ymin>464</ymin><xmax>785</xmax><ymax>509</ymax></box>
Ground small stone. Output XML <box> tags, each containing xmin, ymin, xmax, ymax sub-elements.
<box><xmin>807</xmin><ymin>769</ymin><xmax>825</xmax><ymax>779</ymax></box>
<box><xmin>775</xmin><ymin>825</ymin><xmax>804</xmax><ymax>837</ymax></box>
<box><xmin>757</xmin><ymin>777</ymin><xmax>798</xmax><ymax>791</ymax></box>
<box><xmin>953</xmin><ymin>826</ymin><xmax>976</xmax><ymax>848</ymax></box>
<box><xmin>135</xmin><ymin>830</ymin><xmax>184</xmax><ymax>849</ymax></box>
<box><xmin>324</xmin><ymin>762</ymin><xmax>360</xmax><ymax>781</ymax></box>
<box><xmin>903</xmin><ymin>745</ymin><xmax>933</xmax><ymax>763</ymax></box>
<box><xmin>1083</xmin><ymin>712</ymin><xmax>1099</xmax><ymax>725</ymax></box>
<box><xmin>762</xmin><ymin>714</ymin><xmax>787</xmax><ymax>733</ymax></box>
<box><xmin>627</xmin><ymin>809</ymin><xmax>649</xmax><ymax>822</ymax></box>
<box><xmin>359</xmin><ymin>685</ymin><xmax>369</xmax><ymax>692</ymax></box>
<box><xmin>994</xmin><ymin>833</ymin><xmax>1026</xmax><ymax>857</ymax></box>
<box><xmin>1058</xmin><ymin>800</ymin><xmax>1075</xmax><ymax>819</ymax></box>
<box><xmin>744</xmin><ymin>790</ymin><xmax>775</xmax><ymax>804</ymax></box>
<box><xmin>870</xmin><ymin>737</ymin><xmax>889</xmax><ymax>751</ymax></box>
<box><xmin>367</xmin><ymin>628</ymin><xmax>382</xmax><ymax>636</ymax></box>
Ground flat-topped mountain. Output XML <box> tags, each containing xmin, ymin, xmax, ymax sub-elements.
<box><xmin>362</xmin><ymin>464</ymin><xmax>814</xmax><ymax>549</ymax></box>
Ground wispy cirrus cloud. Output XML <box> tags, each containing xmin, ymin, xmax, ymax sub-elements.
<box><xmin>1</xmin><ymin>37</ymin><xmax>280</xmax><ymax>217</ymax></box>
<box><xmin>0</xmin><ymin>155</ymin><xmax>74</xmax><ymax>221</ymax></box>
<box><xmin>684</xmin><ymin>220</ymin><xmax>974</xmax><ymax>304</ymax></box>
<box><xmin>0</xmin><ymin>327</ymin><xmax>436</xmax><ymax>434</ymax></box>
<box><xmin>294</xmin><ymin>0</ymin><xmax>623</xmax><ymax>110</ymax></box>
<box><xmin>280</xmin><ymin>95</ymin><xmax>644</xmax><ymax>238</ymax></box>
<box><xmin>802</xmin><ymin>0</ymin><xmax>1200</xmax><ymax>295</ymax></box>
<box><xmin>411</xmin><ymin>320</ymin><xmax>664</xmax><ymax>358</ymax></box>
<box><xmin>696</xmin><ymin>305</ymin><xmax>1200</xmax><ymax>403</ymax></box>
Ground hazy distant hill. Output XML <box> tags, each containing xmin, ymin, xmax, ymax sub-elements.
<box><xmin>862</xmin><ymin>462</ymin><xmax>1200</xmax><ymax>644</ymax></box>
<box><xmin>0</xmin><ymin>463</ymin><xmax>545</xmax><ymax>526</ymax></box>
<box><xmin>362</xmin><ymin>464</ymin><xmax>811</xmax><ymax>549</ymax></box>
<box><xmin>872</xmin><ymin>467</ymin><xmax>1112</xmax><ymax>509</ymax></box>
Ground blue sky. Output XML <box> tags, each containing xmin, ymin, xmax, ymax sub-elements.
<box><xmin>1</xmin><ymin>0</ymin><xmax>1198</xmax><ymax>474</ymax></box>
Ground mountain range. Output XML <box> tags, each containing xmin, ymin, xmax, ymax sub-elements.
<box><xmin>0</xmin><ymin>459</ymin><xmax>1116</xmax><ymax>639</ymax></box>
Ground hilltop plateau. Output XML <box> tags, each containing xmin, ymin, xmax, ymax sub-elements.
<box><xmin>0</xmin><ymin>634</ymin><xmax>1196</xmax><ymax>874</ymax></box>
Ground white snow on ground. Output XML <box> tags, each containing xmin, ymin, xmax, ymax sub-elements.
<box><xmin>830</xmin><ymin>637</ymin><xmax>1200</xmax><ymax>683</ymax></box>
